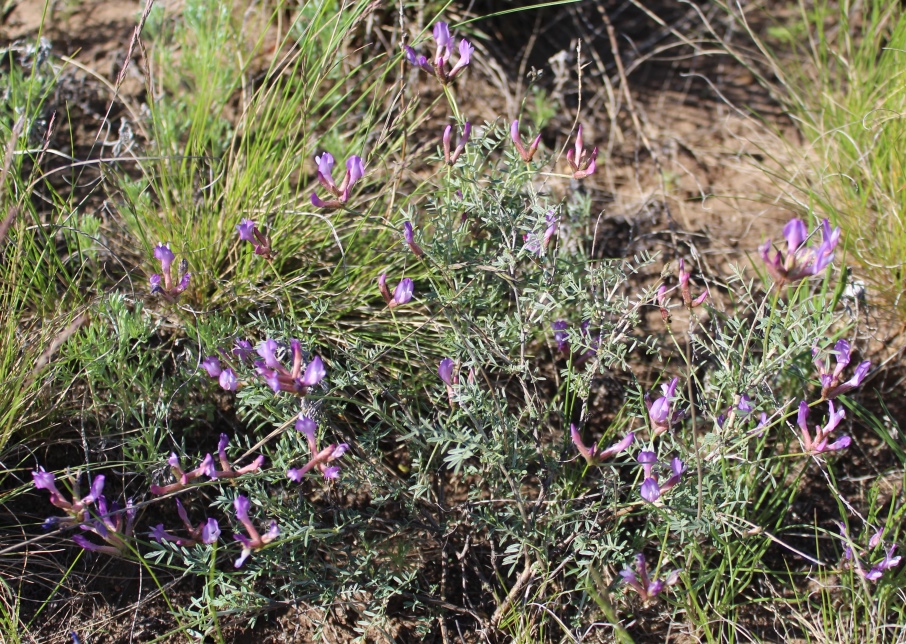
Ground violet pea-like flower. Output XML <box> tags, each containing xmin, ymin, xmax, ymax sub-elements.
<box><xmin>74</xmin><ymin>494</ymin><xmax>136</xmax><ymax>557</ymax></box>
<box><xmin>552</xmin><ymin>320</ymin><xmax>569</xmax><ymax>353</ymax></box>
<box><xmin>759</xmin><ymin>218</ymin><xmax>841</xmax><ymax>284</ymax></box>
<box><xmin>232</xmin><ymin>495</ymin><xmax>279</xmax><ymax>568</ymax></box>
<box><xmin>865</xmin><ymin>545</ymin><xmax>902</xmax><ymax>581</ymax></box>
<box><xmin>645</xmin><ymin>377</ymin><xmax>683</xmax><ymax>435</ymax></box>
<box><xmin>150</xmin><ymin>243</ymin><xmax>190</xmax><ymax>301</ymax></box>
<box><xmin>150</xmin><ymin>500</ymin><xmax>220</xmax><ymax>547</ymax></box>
<box><xmin>287</xmin><ymin>415</ymin><xmax>350</xmax><ymax>481</ymax></box>
<box><xmin>404</xmin><ymin>21</ymin><xmax>474</xmax><ymax>85</ymax></box>
<box><xmin>570</xmin><ymin>424</ymin><xmax>634</xmax><ymax>466</ymax></box>
<box><xmin>566</xmin><ymin>124</ymin><xmax>597</xmax><ymax>179</ymax></box>
<box><xmin>638</xmin><ymin>454</ymin><xmax>685</xmax><ymax>503</ymax></box>
<box><xmin>813</xmin><ymin>339</ymin><xmax>871</xmax><ymax>399</ymax></box>
<box><xmin>797</xmin><ymin>400</ymin><xmax>850</xmax><ymax>454</ymax></box>
<box><xmin>33</xmin><ymin>468</ymin><xmax>104</xmax><ymax>526</ymax></box>
<box><xmin>149</xmin><ymin>452</ymin><xmax>216</xmax><ymax>495</ymax></box>
<box><xmin>378</xmin><ymin>274</ymin><xmax>414</xmax><ymax>308</ymax></box>
<box><xmin>311</xmin><ymin>153</ymin><xmax>365</xmax><ymax>209</ymax></box>
<box><xmin>402</xmin><ymin>222</ymin><xmax>424</xmax><ymax>257</ymax></box>
<box><xmin>619</xmin><ymin>553</ymin><xmax>681</xmax><ymax>602</ymax></box>
<box><xmin>677</xmin><ymin>259</ymin><xmax>708</xmax><ymax>309</ymax></box>
<box><xmin>235</xmin><ymin>218</ymin><xmax>274</xmax><ymax>260</ymax></box>
<box><xmin>253</xmin><ymin>339</ymin><xmax>326</xmax><ymax>396</ymax></box>
<box><xmin>443</xmin><ymin>122</ymin><xmax>471</xmax><ymax>166</ymax></box>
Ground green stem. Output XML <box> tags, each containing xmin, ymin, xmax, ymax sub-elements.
<box><xmin>208</xmin><ymin>542</ymin><xmax>224</xmax><ymax>643</ymax></box>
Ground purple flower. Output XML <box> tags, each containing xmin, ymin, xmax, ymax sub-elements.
<box><xmin>645</xmin><ymin>377</ymin><xmax>682</xmax><ymax>435</ymax></box>
<box><xmin>73</xmin><ymin>534</ymin><xmax>121</xmax><ymax>557</ymax></box>
<box><xmin>257</xmin><ymin>339</ymin><xmax>282</xmax><ymax>370</ymax></box>
<box><xmin>316</xmin><ymin>152</ymin><xmax>336</xmax><ymax>191</ymax></box>
<box><xmin>402</xmin><ymin>221</ymin><xmax>424</xmax><ymax>257</ymax></box>
<box><xmin>300</xmin><ymin>355</ymin><xmax>326</xmax><ymax>388</ymax></box>
<box><xmin>511</xmin><ymin>120</ymin><xmax>542</xmax><ymax>162</ymax></box>
<box><xmin>443</xmin><ymin>122</ymin><xmax>471</xmax><ymax>166</ymax></box>
<box><xmin>236</xmin><ymin>218</ymin><xmax>273</xmax><ymax>259</ymax></box>
<box><xmin>677</xmin><ymin>259</ymin><xmax>708</xmax><ymax>308</ymax></box>
<box><xmin>201</xmin><ymin>356</ymin><xmax>222</xmax><ymax>378</ymax></box>
<box><xmin>814</xmin><ymin>339</ymin><xmax>870</xmax><ymax>399</ymax></box>
<box><xmin>637</xmin><ymin>451</ymin><xmax>657</xmax><ymax>478</ymax></box>
<box><xmin>379</xmin><ymin>274</ymin><xmax>415</xmax><ymax>308</ymax></box>
<box><xmin>153</xmin><ymin>243</ymin><xmax>175</xmax><ymax>273</ymax></box>
<box><xmin>637</xmin><ymin>454</ymin><xmax>685</xmax><ymax>503</ymax></box>
<box><xmin>737</xmin><ymin>395</ymin><xmax>754</xmax><ymax>415</ymax></box>
<box><xmin>150</xmin><ymin>243</ymin><xmax>190</xmax><ymax>300</ymax></box>
<box><xmin>311</xmin><ymin>153</ymin><xmax>364</xmax><ymax>209</ymax></box>
<box><xmin>233</xmin><ymin>339</ymin><xmax>254</xmax><ymax>361</ymax></box>
<box><xmin>236</xmin><ymin>218</ymin><xmax>256</xmax><ymax>242</ymax></box>
<box><xmin>552</xmin><ymin>320</ymin><xmax>569</xmax><ymax>352</ymax></box>
<box><xmin>797</xmin><ymin>400</ymin><xmax>850</xmax><ymax>454</ymax></box>
<box><xmin>232</xmin><ymin>495</ymin><xmax>279</xmax><ymax>568</ymax></box>
<box><xmin>33</xmin><ymin>469</ymin><xmax>105</xmax><ymax>524</ymax></box>
<box><xmin>404</xmin><ymin>21</ymin><xmax>474</xmax><ymax>84</ymax></box>
<box><xmin>287</xmin><ymin>418</ymin><xmax>350</xmax><ymax>481</ymax></box>
<box><xmin>760</xmin><ymin>218</ymin><xmax>841</xmax><ymax>284</ymax></box>
<box><xmin>202</xmin><ymin>518</ymin><xmax>220</xmax><ymax>545</ymax></box>
<box><xmin>219</xmin><ymin>368</ymin><xmax>237</xmax><ymax>391</ymax></box>
<box><xmin>438</xmin><ymin>358</ymin><xmax>455</xmax><ymax>386</ymax></box>
<box><xmin>394</xmin><ymin>278</ymin><xmax>414</xmax><ymax>305</ymax></box>
<box><xmin>619</xmin><ymin>553</ymin><xmax>680</xmax><ymax>602</ymax></box>
<box><xmin>571</xmin><ymin>424</ymin><xmax>634</xmax><ymax>465</ymax></box>
<box><xmin>566</xmin><ymin>125</ymin><xmax>597</xmax><ymax>179</ymax></box>
<box><xmin>640</xmin><ymin>478</ymin><xmax>661</xmax><ymax>503</ymax></box>
<box><xmin>865</xmin><ymin>545</ymin><xmax>901</xmax><ymax>581</ymax></box>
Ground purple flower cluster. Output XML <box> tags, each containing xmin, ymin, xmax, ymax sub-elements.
<box><xmin>150</xmin><ymin>499</ymin><xmax>220</xmax><ymax>547</ymax></box>
<box><xmin>32</xmin><ymin>468</ymin><xmax>105</xmax><ymax>528</ymax></box>
<box><xmin>311</xmin><ymin>152</ymin><xmax>364</xmax><ymax>210</ymax></box>
<box><xmin>797</xmin><ymin>401</ymin><xmax>850</xmax><ymax>454</ymax></box>
<box><xmin>813</xmin><ymin>339</ymin><xmax>870</xmax><ymax>400</ymax></box>
<box><xmin>838</xmin><ymin>523</ymin><xmax>901</xmax><ymax>581</ymax></box>
<box><xmin>254</xmin><ymin>339</ymin><xmax>326</xmax><ymax>396</ymax></box>
<box><xmin>378</xmin><ymin>274</ymin><xmax>414</xmax><ymax>308</ymax></box>
<box><xmin>511</xmin><ymin>120</ymin><xmax>542</xmax><ymax>163</ymax></box>
<box><xmin>33</xmin><ymin>469</ymin><xmax>135</xmax><ymax>556</ymax></box>
<box><xmin>645</xmin><ymin>377</ymin><xmax>684</xmax><ymax>436</ymax></box>
<box><xmin>149</xmin><ymin>243</ymin><xmax>190</xmax><ymax>301</ymax></box>
<box><xmin>74</xmin><ymin>493</ymin><xmax>136</xmax><ymax>556</ymax></box>
<box><xmin>637</xmin><ymin>452</ymin><xmax>685</xmax><ymax>502</ymax></box>
<box><xmin>760</xmin><ymin>218</ymin><xmax>840</xmax><ymax>284</ymax></box>
<box><xmin>287</xmin><ymin>415</ymin><xmax>349</xmax><ymax>481</ymax></box>
<box><xmin>566</xmin><ymin>125</ymin><xmax>597</xmax><ymax>179</ymax></box>
<box><xmin>549</xmin><ymin>319</ymin><xmax>598</xmax><ymax>362</ymax></box>
<box><xmin>404</xmin><ymin>22</ymin><xmax>474</xmax><ymax>85</ymax></box>
<box><xmin>232</xmin><ymin>495</ymin><xmax>279</xmax><ymax>568</ymax></box>
<box><xmin>201</xmin><ymin>355</ymin><xmax>238</xmax><ymax>391</ymax></box>
<box><xmin>443</xmin><ymin>122</ymin><xmax>471</xmax><ymax>166</ymax></box>
<box><xmin>150</xmin><ymin>434</ymin><xmax>264</xmax><ymax>495</ymax></box>
<box><xmin>236</xmin><ymin>219</ymin><xmax>273</xmax><ymax>260</ymax></box>
<box><xmin>570</xmin><ymin>424</ymin><xmax>634</xmax><ymax>465</ymax></box>
<box><xmin>619</xmin><ymin>553</ymin><xmax>680</xmax><ymax>602</ymax></box>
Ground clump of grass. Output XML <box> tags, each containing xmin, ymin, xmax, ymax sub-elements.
<box><xmin>730</xmin><ymin>0</ymin><xmax>906</xmax><ymax>314</ymax></box>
